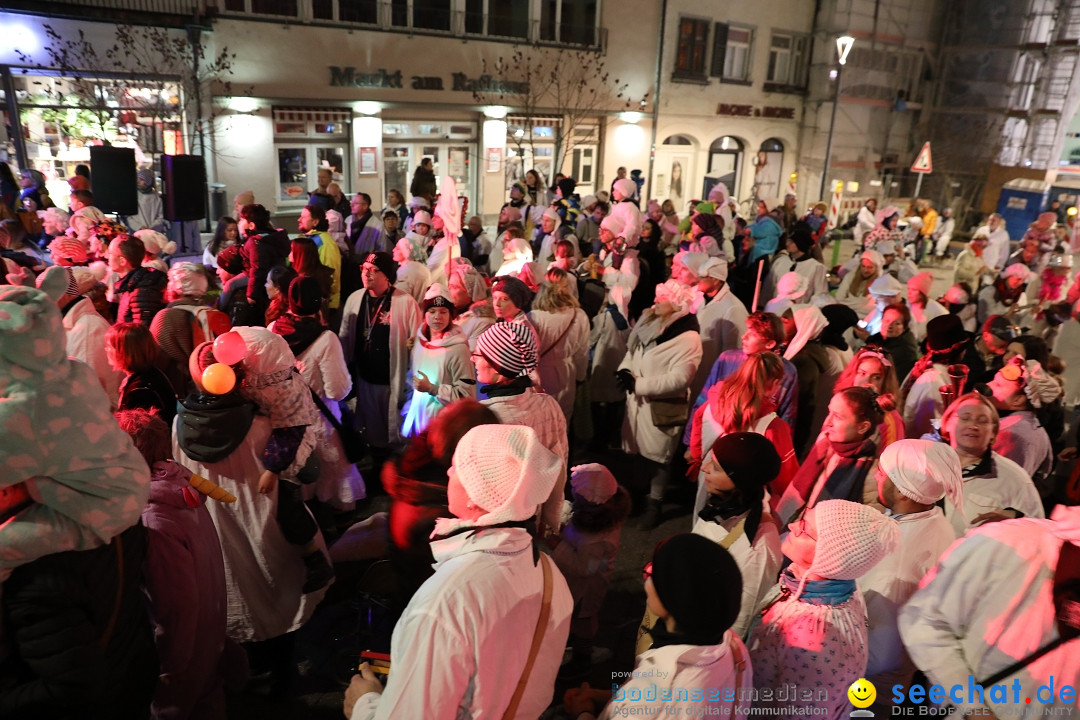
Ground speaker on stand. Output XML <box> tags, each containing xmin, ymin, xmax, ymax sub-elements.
<box><xmin>162</xmin><ymin>154</ymin><xmax>208</xmax><ymax>254</ymax></box>
<box><xmin>89</xmin><ymin>146</ymin><xmax>139</xmax><ymax>216</ymax></box>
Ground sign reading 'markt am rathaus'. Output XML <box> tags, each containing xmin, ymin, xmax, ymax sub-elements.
<box><xmin>329</xmin><ymin>66</ymin><xmax>528</xmax><ymax>94</ymax></box>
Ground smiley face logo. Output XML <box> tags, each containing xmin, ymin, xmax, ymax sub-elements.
<box><xmin>848</xmin><ymin>678</ymin><xmax>876</xmax><ymax>708</ymax></box>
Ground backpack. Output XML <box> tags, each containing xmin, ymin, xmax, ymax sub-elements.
<box><xmin>175</xmin><ymin>304</ymin><xmax>232</xmax><ymax>346</ymax></box>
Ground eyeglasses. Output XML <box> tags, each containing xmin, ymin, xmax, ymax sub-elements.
<box><xmin>642</xmin><ymin>562</ymin><xmax>653</xmax><ymax>582</ymax></box>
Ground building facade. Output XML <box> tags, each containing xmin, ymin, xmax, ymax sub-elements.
<box><xmin>1</xmin><ymin>0</ymin><xmax>658</xmax><ymax>225</ymax></box>
<box><xmin>653</xmin><ymin>0</ymin><xmax>815</xmax><ymax>214</ymax></box>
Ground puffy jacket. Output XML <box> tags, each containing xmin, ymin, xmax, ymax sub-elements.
<box><xmin>115</xmin><ymin>266</ymin><xmax>166</xmax><ymax>326</ymax></box>
<box><xmin>241</xmin><ymin>229</ymin><xmax>290</xmax><ymax>314</ymax></box>
<box><xmin>0</xmin><ymin>523</ymin><xmax>159</xmax><ymax>720</ymax></box>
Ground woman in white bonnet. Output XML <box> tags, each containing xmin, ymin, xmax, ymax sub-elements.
<box><xmin>345</xmin><ymin>424</ymin><xmax>573</xmax><ymax>720</ymax></box>
<box><xmin>749</xmin><ymin>499</ymin><xmax>900</xmax><ymax>719</ymax></box>
<box><xmin>618</xmin><ymin>279</ymin><xmax>703</xmax><ymax>529</ymax></box>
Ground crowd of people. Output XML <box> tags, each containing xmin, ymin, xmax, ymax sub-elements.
<box><xmin>1</xmin><ymin>160</ymin><xmax>1078</xmax><ymax>720</ymax></box>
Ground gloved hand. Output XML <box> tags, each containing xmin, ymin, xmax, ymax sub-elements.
<box><xmin>615</xmin><ymin>368</ymin><xmax>636</xmax><ymax>394</ymax></box>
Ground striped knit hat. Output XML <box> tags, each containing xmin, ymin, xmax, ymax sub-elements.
<box><xmin>475</xmin><ymin>322</ymin><xmax>537</xmax><ymax>379</ymax></box>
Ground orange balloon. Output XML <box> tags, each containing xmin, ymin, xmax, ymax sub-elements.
<box><xmin>201</xmin><ymin>363</ymin><xmax>236</xmax><ymax>395</ymax></box>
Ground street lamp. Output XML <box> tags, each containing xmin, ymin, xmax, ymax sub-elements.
<box><xmin>819</xmin><ymin>35</ymin><xmax>855</xmax><ymax>201</ymax></box>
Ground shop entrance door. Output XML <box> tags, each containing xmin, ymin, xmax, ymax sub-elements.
<box><xmin>383</xmin><ymin>143</ymin><xmax>475</xmax><ymax>212</ymax></box>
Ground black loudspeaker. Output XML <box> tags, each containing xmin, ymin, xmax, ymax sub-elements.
<box><xmin>89</xmin><ymin>146</ymin><xmax>138</xmax><ymax>215</ymax></box>
<box><xmin>163</xmin><ymin>154</ymin><xmax>207</xmax><ymax>221</ymax></box>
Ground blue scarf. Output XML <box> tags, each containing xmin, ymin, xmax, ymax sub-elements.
<box><xmin>780</xmin><ymin>569</ymin><xmax>856</xmax><ymax>605</ymax></box>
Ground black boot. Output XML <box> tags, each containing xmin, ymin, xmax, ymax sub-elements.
<box><xmin>639</xmin><ymin>498</ymin><xmax>663</xmax><ymax>530</ymax></box>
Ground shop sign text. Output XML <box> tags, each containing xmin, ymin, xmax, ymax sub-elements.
<box><xmin>716</xmin><ymin>103</ymin><xmax>796</xmax><ymax>119</ymax></box>
<box><xmin>329</xmin><ymin>67</ymin><xmax>528</xmax><ymax>95</ymax></box>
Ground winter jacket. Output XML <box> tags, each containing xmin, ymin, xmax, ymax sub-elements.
<box><xmin>409</xmin><ymin>165</ymin><xmax>437</xmax><ymax>199</ymax></box>
<box><xmin>241</xmin><ymin>229</ymin><xmax>290</xmax><ymax>316</ymax></box>
<box><xmin>620</xmin><ymin>311</ymin><xmax>703</xmax><ymax>464</ymax></box>
<box><xmin>0</xmin><ymin>283</ymin><xmax>150</xmax><ymax>572</ymax></box>
<box><xmin>141</xmin><ymin>460</ymin><xmax>230</xmax><ymax>720</ymax></box>
<box><xmin>0</xmin><ymin>524</ymin><xmax>159</xmax><ymax>720</ymax></box>
<box><xmin>528</xmin><ymin>307</ymin><xmax>589</xmax><ymax>421</ymax></box>
<box><xmin>349</xmin><ymin>528</ymin><xmax>572</xmax><ymax>720</ymax></box>
<box><xmin>115</xmin><ymin>266</ymin><xmax>167</xmax><ymax>326</ymax></box>
<box><xmin>749</xmin><ymin>214</ymin><xmax>783</xmax><ymax>262</ymax></box>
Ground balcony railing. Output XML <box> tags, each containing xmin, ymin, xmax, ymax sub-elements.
<box><xmin>216</xmin><ymin>0</ymin><xmax>606</xmax><ymax>49</ymax></box>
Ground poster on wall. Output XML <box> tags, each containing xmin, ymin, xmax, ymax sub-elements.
<box><xmin>450</xmin><ymin>149</ymin><xmax>467</xmax><ymax>179</ymax></box>
<box><xmin>486</xmin><ymin>147</ymin><xmax>502</xmax><ymax>173</ymax></box>
<box><xmin>359</xmin><ymin>147</ymin><xmax>377</xmax><ymax>174</ymax></box>
<box><xmin>752</xmin><ymin>150</ymin><xmax>784</xmax><ymax>202</ymax></box>
<box><xmin>666</xmin><ymin>154</ymin><xmax>689</xmax><ymax>212</ymax></box>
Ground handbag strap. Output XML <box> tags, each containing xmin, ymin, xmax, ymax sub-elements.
<box><xmin>539</xmin><ymin>314</ymin><xmax>576</xmax><ymax>359</ymax></box>
<box><xmin>502</xmin><ymin>554</ymin><xmax>553</xmax><ymax>720</ymax></box>
<box><xmin>309</xmin><ymin>387</ymin><xmax>346</xmax><ymax>435</ymax></box>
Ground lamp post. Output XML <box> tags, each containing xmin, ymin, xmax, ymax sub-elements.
<box><xmin>819</xmin><ymin>35</ymin><xmax>855</xmax><ymax>201</ymax></box>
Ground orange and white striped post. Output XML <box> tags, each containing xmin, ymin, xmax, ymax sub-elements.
<box><xmin>826</xmin><ymin>181</ymin><xmax>844</xmax><ymax>230</ymax></box>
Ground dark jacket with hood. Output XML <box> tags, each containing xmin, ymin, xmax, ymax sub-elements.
<box><xmin>115</xmin><ymin>266</ymin><xmax>166</xmax><ymax>326</ymax></box>
<box><xmin>240</xmin><ymin>228</ymin><xmax>290</xmax><ymax>316</ymax></box>
<box><xmin>0</xmin><ymin>523</ymin><xmax>159</xmax><ymax>720</ymax></box>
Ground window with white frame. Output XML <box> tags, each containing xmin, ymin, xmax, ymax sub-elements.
<box><xmin>715</xmin><ymin>24</ymin><xmax>752</xmax><ymax>81</ymax></box>
<box><xmin>273</xmin><ymin>107</ymin><xmax>351</xmax><ymax>203</ymax></box>
<box><xmin>766</xmin><ymin>32</ymin><xmax>810</xmax><ymax>88</ymax></box>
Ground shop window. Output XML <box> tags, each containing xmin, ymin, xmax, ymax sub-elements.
<box><xmin>572</xmin><ymin>147</ymin><xmax>595</xmax><ymax>185</ymax></box>
<box><xmin>707</xmin><ymin>136</ymin><xmax>743</xmax><ymax>196</ymax></box>
<box><xmin>276</xmin><ymin>145</ymin><xmax>347</xmax><ymax>203</ymax></box>
<box><xmin>383</xmin><ymin>123</ymin><xmax>410</xmax><ymax>136</ymax></box>
<box><xmin>766</xmin><ymin>32</ymin><xmax>810</xmax><ymax>90</ymax></box>
<box><xmin>674</xmin><ymin>17</ymin><xmax>709</xmax><ymax>81</ymax></box>
<box><xmin>753</xmin><ymin>139</ymin><xmax>785</xmax><ymax>201</ymax></box>
<box><xmin>711</xmin><ymin>24</ymin><xmax>752</xmax><ymax>82</ymax></box>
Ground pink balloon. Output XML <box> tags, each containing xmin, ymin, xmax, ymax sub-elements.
<box><xmin>213</xmin><ymin>331</ymin><xmax>247</xmax><ymax>366</ymax></box>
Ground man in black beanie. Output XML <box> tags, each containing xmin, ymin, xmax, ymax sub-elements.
<box><xmin>340</xmin><ymin>251</ymin><xmax>422</xmax><ymax>456</ymax></box>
